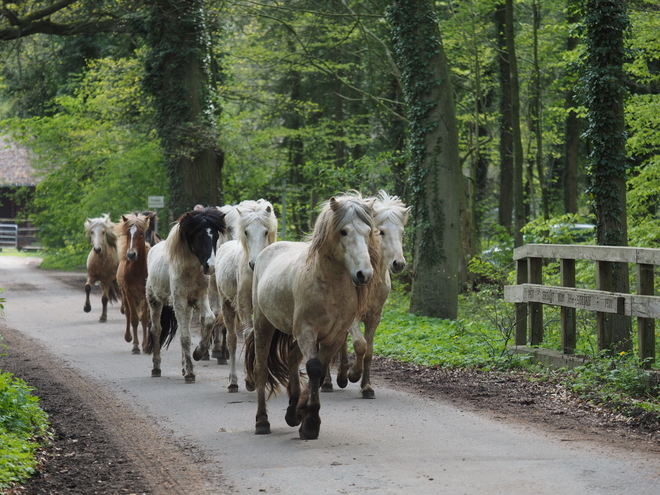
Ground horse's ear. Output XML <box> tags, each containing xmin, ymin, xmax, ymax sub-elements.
<box><xmin>329</xmin><ymin>197</ymin><xmax>340</xmax><ymax>212</ymax></box>
<box><xmin>365</xmin><ymin>197</ymin><xmax>376</xmax><ymax>212</ymax></box>
<box><xmin>122</xmin><ymin>215</ymin><xmax>128</xmax><ymax>222</ymax></box>
<box><xmin>265</xmin><ymin>205</ymin><xmax>272</xmax><ymax>214</ymax></box>
<box><xmin>403</xmin><ymin>206</ymin><xmax>411</xmax><ymax>223</ymax></box>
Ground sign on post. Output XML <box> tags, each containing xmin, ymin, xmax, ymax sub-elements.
<box><xmin>148</xmin><ymin>196</ymin><xmax>164</xmax><ymax>209</ymax></box>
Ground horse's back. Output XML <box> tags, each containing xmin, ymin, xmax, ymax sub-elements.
<box><xmin>215</xmin><ymin>240</ymin><xmax>243</xmax><ymax>301</ymax></box>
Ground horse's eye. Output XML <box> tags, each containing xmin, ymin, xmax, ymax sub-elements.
<box><xmin>340</xmin><ymin>230</ymin><xmax>347</xmax><ymax>236</ymax></box>
<box><xmin>380</xmin><ymin>230</ymin><xmax>385</xmax><ymax>236</ymax></box>
<box><xmin>244</xmin><ymin>230</ymin><xmax>248</xmax><ymax>237</ymax></box>
<box><xmin>264</xmin><ymin>231</ymin><xmax>268</xmax><ymax>237</ymax></box>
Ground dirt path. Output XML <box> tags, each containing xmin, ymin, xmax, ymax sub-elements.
<box><xmin>1</xmin><ymin>256</ymin><xmax>660</xmax><ymax>494</ymax></box>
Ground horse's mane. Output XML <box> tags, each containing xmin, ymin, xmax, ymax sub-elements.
<box><xmin>165</xmin><ymin>207</ymin><xmax>227</xmax><ymax>263</ymax></box>
<box><xmin>307</xmin><ymin>193</ymin><xmax>380</xmax><ymax>317</ymax></box>
<box><xmin>236</xmin><ymin>199</ymin><xmax>278</xmax><ymax>249</ymax></box>
<box><xmin>373</xmin><ymin>190</ymin><xmax>410</xmax><ymax>227</ymax></box>
<box><xmin>84</xmin><ymin>214</ymin><xmax>118</xmax><ymax>247</ymax></box>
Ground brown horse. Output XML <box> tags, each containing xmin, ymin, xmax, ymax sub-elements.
<box><xmin>116</xmin><ymin>213</ymin><xmax>152</xmax><ymax>354</ymax></box>
<box><xmin>84</xmin><ymin>214</ymin><xmax>120</xmax><ymax>322</ymax></box>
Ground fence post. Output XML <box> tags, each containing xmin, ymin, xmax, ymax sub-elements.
<box><xmin>637</xmin><ymin>263</ymin><xmax>656</xmax><ymax>367</ymax></box>
<box><xmin>528</xmin><ymin>257</ymin><xmax>543</xmax><ymax>345</ymax></box>
<box><xmin>596</xmin><ymin>260</ymin><xmax>613</xmax><ymax>351</ymax></box>
<box><xmin>561</xmin><ymin>258</ymin><xmax>576</xmax><ymax>354</ymax></box>
<box><xmin>515</xmin><ymin>258</ymin><xmax>528</xmax><ymax>345</ymax></box>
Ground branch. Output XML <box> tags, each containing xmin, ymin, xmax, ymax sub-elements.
<box><xmin>0</xmin><ymin>18</ymin><xmax>129</xmax><ymax>41</ymax></box>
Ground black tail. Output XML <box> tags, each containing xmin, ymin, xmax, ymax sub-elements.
<box><xmin>245</xmin><ymin>328</ymin><xmax>293</xmax><ymax>398</ymax></box>
<box><xmin>145</xmin><ymin>306</ymin><xmax>178</xmax><ymax>354</ymax></box>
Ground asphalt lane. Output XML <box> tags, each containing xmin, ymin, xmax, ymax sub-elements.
<box><xmin>1</xmin><ymin>255</ymin><xmax>659</xmax><ymax>494</ymax></box>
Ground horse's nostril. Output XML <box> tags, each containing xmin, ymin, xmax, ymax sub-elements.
<box><xmin>94</xmin><ymin>247</ymin><xmax>102</xmax><ymax>254</ymax></box>
<box><xmin>249</xmin><ymin>261</ymin><xmax>255</xmax><ymax>270</ymax></box>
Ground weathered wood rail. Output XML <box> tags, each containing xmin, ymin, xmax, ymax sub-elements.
<box><xmin>503</xmin><ymin>244</ymin><xmax>659</xmax><ymax>365</ymax></box>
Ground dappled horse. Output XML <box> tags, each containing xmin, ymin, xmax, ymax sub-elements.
<box><xmin>116</xmin><ymin>213</ymin><xmax>151</xmax><ymax>354</ymax></box>
<box><xmin>245</xmin><ymin>195</ymin><xmax>379</xmax><ymax>439</ymax></box>
<box><xmin>84</xmin><ymin>214</ymin><xmax>120</xmax><ymax>322</ymax></box>
<box><xmin>145</xmin><ymin>207</ymin><xmax>228</xmax><ymax>382</ymax></box>
<box><xmin>201</xmin><ymin>199</ymin><xmax>277</xmax><ymax>392</ymax></box>
<box><xmin>323</xmin><ymin>191</ymin><xmax>410</xmax><ymax>398</ymax></box>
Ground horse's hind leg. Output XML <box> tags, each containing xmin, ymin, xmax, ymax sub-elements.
<box><xmin>285</xmin><ymin>344</ymin><xmax>304</xmax><ymax>426</ymax></box>
<box><xmin>347</xmin><ymin>321</ymin><xmax>367</xmax><ymax>384</ymax></box>
<box><xmin>360</xmin><ymin>314</ymin><xmax>382</xmax><ymax>399</ymax></box>
<box><xmin>84</xmin><ymin>283</ymin><xmax>92</xmax><ymax>313</ymax></box>
<box><xmin>253</xmin><ymin>315</ymin><xmax>276</xmax><ymax>435</ymax></box>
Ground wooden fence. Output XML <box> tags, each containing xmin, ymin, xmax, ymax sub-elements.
<box><xmin>503</xmin><ymin>244</ymin><xmax>660</xmax><ymax>365</ymax></box>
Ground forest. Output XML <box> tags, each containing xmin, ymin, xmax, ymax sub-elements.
<box><xmin>1</xmin><ymin>0</ymin><xmax>659</xmax><ymax>323</ymax></box>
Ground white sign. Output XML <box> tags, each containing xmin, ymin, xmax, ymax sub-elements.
<box><xmin>148</xmin><ymin>196</ymin><xmax>164</xmax><ymax>208</ymax></box>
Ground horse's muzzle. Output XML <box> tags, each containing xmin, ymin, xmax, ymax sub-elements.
<box><xmin>127</xmin><ymin>251</ymin><xmax>137</xmax><ymax>262</ymax></box>
<box><xmin>352</xmin><ymin>269</ymin><xmax>373</xmax><ymax>287</ymax></box>
<box><xmin>391</xmin><ymin>259</ymin><xmax>406</xmax><ymax>274</ymax></box>
<box><xmin>94</xmin><ymin>247</ymin><xmax>102</xmax><ymax>254</ymax></box>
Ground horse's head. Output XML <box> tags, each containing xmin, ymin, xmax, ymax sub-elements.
<box><xmin>373</xmin><ymin>191</ymin><xmax>410</xmax><ymax>274</ymax></box>
<box><xmin>121</xmin><ymin>214</ymin><xmax>149</xmax><ymax>262</ymax></box>
<box><xmin>310</xmin><ymin>195</ymin><xmax>377</xmax><ymax>287</ymax></box>
<box><xmin>85</xmin><ymin>214</ymin><xmax>116</xmax><ymax>254</ymax></box>
<box><xmin>237</xmin><ymin>199</ymin><xmax>278</xmax><ymax>270</ymax></box>
<box><xmin>177</xmin><ymin>207</ymin><xmax>227</xmax><ymax>274</ymax></box>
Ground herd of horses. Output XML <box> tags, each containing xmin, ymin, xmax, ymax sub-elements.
<box><xmin>83</xmin><ymin>192</ymin><xmax>409</xmax><ymax>440</ymax></box>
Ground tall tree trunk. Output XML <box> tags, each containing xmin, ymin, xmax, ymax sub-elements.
<box><xmin>563</xmin><ymin>8</ymin><xmax>581</xmax><ymax>214</ymax></box>
<box><xmin>388</xmin><ymin>0</ymin><xmax>462</xmax><ymax>319</ymax></box>
<box><xmin>504</xmin><ymin>0</ymin><xmax>526</xmax><ymax>247</ymax></box>
<box><xmin>495</xmin><ymin>4</ymin><xmax>514</xmax><ymax>233</ymax></box>
<box><xmin>583</xmin><ymin>0</ymin><xmax>631</xmax><ymax>351</ymax></box>
<box><xmin>143</xmin><ymin>0</ymin><xmax>222</xmax><ymax>217</ymax></box>
<box><xmin>531</xmin><ymin>0</ymin><xmax>548</xmax><ymax>220</ymax></box>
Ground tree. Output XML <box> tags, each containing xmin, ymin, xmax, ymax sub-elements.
<box><xmin>581</xmin><ymin>0</ymin><xmax>631</xmax><ymax>351</ymax></box>
<box><xmin>388</xmin><ymin>0</ymin><xmax>462</xmax><ymax>319</ymax></box>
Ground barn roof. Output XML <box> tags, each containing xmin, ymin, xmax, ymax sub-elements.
<box><xmin>0</xmin><ymin>135</ymin><xmax>38</xmax><ymax>187</ymax></box>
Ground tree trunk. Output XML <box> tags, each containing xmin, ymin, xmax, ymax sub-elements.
<box><xmin>495</xmin><ymin>4</ymin><xmax>513</xmax><ymax>233</ymax></box>
<box><xmin>531</xmin><ymin>0</ymin><xmax>548</xmax><ymax>220</ymax></box>
<box><xmin>143</xmin><ymin>0</ymin><xmax>222</xmax><ymax>216</ymax></box>
<box><xmin>504</xmin><ymin>0</ymin><xmax>525</xmax><ymax>247</ymax></box>
<box><xmin>563</xmin><ymin>9</ymin><xmax>581</xmax><ymax>214</ymax></box>
<box><xmin>583</xmin><ymin>0</ymin><xmax>631</xmax><ymax>352</ymax></box>
<box><xmin>388</xmin><ymin>0</ymin><xmax>462</xmax><ymax>319</ymax></box>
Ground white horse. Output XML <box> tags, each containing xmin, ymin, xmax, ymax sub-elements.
<box><xmin>202</xmin><ymin>199</ymin><xmax>277</xmax><ymax>392</ymax></box>
<box><xmin>324</xmin><ymin>191</ymin><xmax>409</xmax><ymax>398</ymax></box>
<box><xmin>145</xmin><ymin>207</ymin><xmax>228</xmax><ymax>383</ymax></box>
<box><xmin>83</xmin><ymin>214</ymin><xmax>120</xmax><ymax>322</ymax></box>
<box><xmin>245</xmin><ymin>194</ymin><xmax>379</xmax><ymax>439</ymax></box>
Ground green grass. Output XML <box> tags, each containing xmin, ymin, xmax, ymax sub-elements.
<box><xmin>0</xmin><ymin>368</ymin><xmax>51</xmax><ymax>489</ymax></box>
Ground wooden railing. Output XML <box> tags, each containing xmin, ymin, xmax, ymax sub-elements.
<box><xmin>503</xmin><ymin>244</ymin><xmax>660</xmax><ymax>365</ymax></box>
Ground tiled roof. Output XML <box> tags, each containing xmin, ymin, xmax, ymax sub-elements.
<box><xmin>0</xmin><ymin>135</ymin><xmax>38</xmax><ymax>187</ymax></box>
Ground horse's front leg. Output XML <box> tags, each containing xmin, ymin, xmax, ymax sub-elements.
<box><xmin>347</xmin><ymin>320</ymin><xmax>367</xmax><ymax>384</ymax></box>
<box><xmin>174</xmin><ymin>301</ymin><xmax>195</xmax><ymax>383</ymax></box>
<box><xmin>128</xmin><ymin>298</ymin><xmax>141</xmax><ymax>354</ymax></box>
<box><xmin>296</xmin><ymin>357</ymin><xmax>323</xmax><ymax>440</ymax></box>
<box><xmin>360</xmin><ymin>312</ymin><xmax>382</xmax><ymax>399</ymax></box>
<box><xmin>139</xmin><ymin>300</ymin><xmax>150</xmax><ymax>354</ymax></box>
<box><xmin>211</xmin><ymin>319</ymin><xmax>229</xmax><ymax>364</ymax></box>
<box><xmin>193</xmin><ymin>297</ymin><xmax>217</xmax><ymax>362</ymax></box>
<box><xmin>253</xmin><ymin>315</ymin><xmax>276</xmax><ymax>435</ymax></box>
<box><xmin>147</xmin><ymin>298</ymin><xmax>163</xmax><ymax>377</ymax></box>
<box><xmin>84</xmin><ymin>282</ymin><xmax>92</xmax><ymax>313</ymax></box>
<box><xmin>99</xmin><ymin>283</ymin><xmax>109</xmax><ymax>322</ymax></box>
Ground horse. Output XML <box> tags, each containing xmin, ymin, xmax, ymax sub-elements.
<box><xmin>200</xmin><ymin>199</ymin><xmax>277</xmax><ymax>391</ymax></box>
<box><xmin>323</xmin><ymin>191</ymin><xmax>410</xmax><ymax>398</ymax></box>
<box><xmin>83</xmin><ymin>214</ymin><xmax>120</xmax><ymax>322</ymax></box>
<box><xmin>116</xmin><ymin>213</ymin><xmax>151</xmax><ymax>354</ymax></box>
<box><xmin>134</xmin><ymin>210</ymin><xmax>162</xmax><ymax>246</ymax></box>
<box><xmin>244</xmin><ymin>194</ymin><xmax>379</xmax><ymax>439</ymax></box>
<box><xmin>145</xmin><ymin>207</ymin><xmax>228</xmax><ymax>383</ymax></box>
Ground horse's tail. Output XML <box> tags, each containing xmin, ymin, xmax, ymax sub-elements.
<box><xmin>108</xmin><ymin>279</ymin><xmax>121</xmax><ymax>304</ymax></box>
<box><xmin>244</xmin><ymin>327</ymin><xmax>292</xmax><ymax>398</ymax></box>
<box><xmin>145</xmin><ymin>306</ymin><xmax>178</xmax><ymax>354</ymax></box>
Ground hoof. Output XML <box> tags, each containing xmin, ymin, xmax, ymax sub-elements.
<box><xmin>151</xmin><ymin>368</ymin><xmax>161</xmax><ymax>377</ymax></box>
<box><xmin>228</xmin><ymin>384</ymin><xmax>239</xmax><ymax>393</ymax></box>
<box><xmin>285</xmin><ymin>407</ymin><xmax>301</xmax><ymax>427</ymax></box>
<box><xmin>99</xmin><ymin>316</ymin><xmax>107</xmax><ymax>323</ymax></box>
<box><xmin>211</xmin><ymin>349</ymin><xmax>223</xmax><ymax>359</ymax></box>
<box><xmin>298</xmin><ymin>418</ymin><xmax>320</xmax><ymax>440</ymax></box>
<box><xmin>184</xmin><ymin>374</ymin><xmax>196</xmax><ymax>383</ymax></box>
<box><xmin>124</xmin><ymin>332</ymin><xmax>132</xmax><ymax>343</ymax></box>
<box><xmin>361</xmin><ymin>387</ymin><xmax>375</xmax><ymax>399</ymax></box>
<box><xmin>83</xmin><ymin>304</ymin><xmax>91</xmax><ymax>313</ymax></box>
<box><xmin>255</xmin><ymin>423</ymin><xmax>271</xmax><ymax>435</ymax></box>
<box><xmin>245</xmin><ymin>379</ymin><xmax>255</xmax><ymax>392</ymax></box>
<box><xmin>131</xmin><ymin>347</ymin><xmax>140</xmax><ymax>355</ymax></box>
<box><xmin>336</xmin><ymin>376</ymin><xmax>348</xmax><ymax>389</ymax></box>
<box><xmin>216</xmin><ymin>357</ymin><xmax>228</xmax><ymax>365</ymax></box>
<box><xmin>321</xmin><ymin>382</ymin><xmax>333</xmax><ymax>393</ymax></box>
<box><xmin>201</xmin><ymin>350</ymin><xmax>210</xmax><ymax>361</ymax></box>
<box><xmin>348</xmin><ymin>370</ymin><xmax>361</xmax><ymax>383</ymax></box>
<box><xmin>192</xmin><ymin>346</ymin><xmax>207</xmax><ymax>361</ymax></box>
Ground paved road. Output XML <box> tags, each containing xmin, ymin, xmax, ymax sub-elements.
<box><xmin>1</xmin><ymin>255</ymin><xmax>659</xmax><ymax>494</ymax></box>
